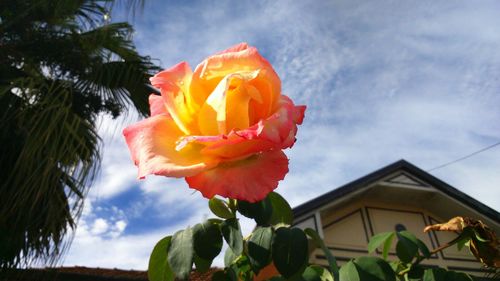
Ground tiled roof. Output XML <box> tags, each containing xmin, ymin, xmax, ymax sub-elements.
<box><xmin>56</xmin><ymin>266</ymin><xmax>148</xmax><ymax>279</ymax></box>
<box><xmin>1</xmin><ymin>266</ymin><xmax>220</xmax><ymax>281</ymax></box>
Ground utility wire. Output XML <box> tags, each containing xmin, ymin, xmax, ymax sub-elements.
<box><xmin>427</xmin><ymin>140</ymin><xmax>500</xmax><ymax>172</ymax></box>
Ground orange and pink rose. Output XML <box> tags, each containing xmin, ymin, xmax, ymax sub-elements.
<box><xmin>123</xmin><ymin>43</ymin><xmax>305</xmax><ymax>202</ymax></box>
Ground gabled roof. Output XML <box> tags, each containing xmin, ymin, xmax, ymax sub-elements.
<box><xmin>292</xmin><ymin>159</ymin><xmax>500</xmax><ymax>223</ymax></box>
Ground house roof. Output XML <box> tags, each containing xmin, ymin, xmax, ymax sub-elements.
<box><xmin>1</xmin><ymin>266</ymin><xmax>220</xmax><ymax>281</ymax></box>
<box><xmin>292</xmin><ymin>159</ymin><xmax>500</xmax><ymax>223</ymax></box>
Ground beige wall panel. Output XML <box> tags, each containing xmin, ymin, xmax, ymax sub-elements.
<box><xmin>366</xmin><ymin>208</ymin><xmax>434</xmax><ymax>251</ymax></box>
<box><xmin>323</xmin><ymin>210</ymin><xmax>368</xmax><ymax>251</ymax></box>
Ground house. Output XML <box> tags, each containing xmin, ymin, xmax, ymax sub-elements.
<box><xmin>293</xmin><ymin>159</ymin><xmax>500</xmax><ymax>279</ymax></box>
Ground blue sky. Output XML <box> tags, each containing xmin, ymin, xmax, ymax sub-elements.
<box><xmin>62</xmin><ymin>0</ymin><xmax>500</xmax><ymax>269</ymax></box>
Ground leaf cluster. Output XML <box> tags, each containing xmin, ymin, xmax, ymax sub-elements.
<box><xmin>364</xmin><ymin>230</ymin><xmax>475</xmax><ymax>281</ymax></box>
<box><xmin>149</xmin><ymin>193</ymin><xmax>484</xmax><ymax>281</ymax></box>
<box><xmin>148</xmin><ymin>192</ymin><xmax>336</xmax><ymax>281</ymax></box>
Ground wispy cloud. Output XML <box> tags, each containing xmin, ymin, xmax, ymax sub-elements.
<box><xmin>63</xmin><ymin>0</ymin><xmax>500</xmax><ymax>269</ymax></box>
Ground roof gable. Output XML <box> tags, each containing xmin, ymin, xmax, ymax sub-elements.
<box><xmin>292</xmin><ymin>159</ymin><xmax>500</xmax><ymax>224</ymax></box>
<box><xmin>385</xmin><ymin>172</ymin><xmax>430</xmax><ymax>187</ymax></box>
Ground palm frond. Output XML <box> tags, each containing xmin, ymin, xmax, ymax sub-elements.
<box><xmin>0</xmin><ymin>0</ymin><xmax>159</xmax><ymax>268</ymax></box>
<box><xmin>0</xmin><ymin>77</ymin><xmax>100</xmax><ymax>268</ymax></box>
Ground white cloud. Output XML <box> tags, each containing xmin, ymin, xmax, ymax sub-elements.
<box><xmin>115</xmin><ymin>220</ymin><xmax>127</xmax><ymax>233</ymax></box>
<box><xmin>86</xmin><ymin>115</ymin><xmax>139</xmax><ymax>200</ymax></box>
<box><xmin>64</xmin><ymin>191</ymin><xmax>247</xmax><ymax>269</ymax></box>
<box><xmin>63</xmin><ymin>0</ymin><xmax>500</xmax><ymax>270</ymax></box>
<box><xmin>90</xmin><ymin>218</ymin><xmax>109</xmax><ymax>235</ymax></box>
<box><xmin>64</xmin><ymin>226</ymin><xmax>167</xmax><ymax>269</ymax></box>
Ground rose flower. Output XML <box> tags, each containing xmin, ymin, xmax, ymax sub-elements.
<box><xmin>123</xmin><ymin>43</ymin><xmax>305</xmax><ymax>202</ymax></box>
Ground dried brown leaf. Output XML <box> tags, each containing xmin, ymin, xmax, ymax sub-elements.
<box><xmin>424</xmin><ymin>216</ymin><xmax>500</xmax><ymax>268</ymax></box>
<box><xmin>423</xmin><ymin>216</ymin><xmax>464</xmax><ymax>233</ymax></box>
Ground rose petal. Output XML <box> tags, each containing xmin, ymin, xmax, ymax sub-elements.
<box><xmin>123</xmin><ymin>114</ymin><xmax>218</xmax><ymax>178</ymax></box>
<box><xmin>280</xmin><ymin>95</ymin><xmax>306</xmax><ymax>125</ymax></box>
<box><xmin>179</xmin><ymin>95</ymin><xmax>306</xmax><ymax>159</ymax></box>
<box><xmin>149</xmin><ymin>94</ymin><xmax>168</xmax><ymax>116</ymax></box>
<box><xmin>190</xmin><ymin>44</ymin><xmax>281</xmax><ymax>119</ymax></box>
<box><xmin>256</xmin><ymin>95</ymin><xmax>303</xmax><ymax>142</ymax></box>
<box><xmin>150</xmin><ymin>62</ymin><xmax>198</xmax><ymax>134</ymax></box>
<box><xmin>203</xmin><ymin>136</ymin><xmax>277</xmax><ymax>159</ymax></box>
<box><xmin>294</xmin><ymin>106</ymin><xmax>306</xmax><ymax>124</ymax></box>
<box><xmin>197</xmin><ymin>70</ymin><xmax>261</xmax><ymax>135</ymax></box>
<box><xmin>214</xmin><ymin>42</ymin><xmax>250</xmax><ymax>55</ymax></box>
<box><xmin>185</xmin><ymin>150</ymin><xmax>289</xmax><ymax>202</ymax></box>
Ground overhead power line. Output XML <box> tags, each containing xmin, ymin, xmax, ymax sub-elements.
<box><xmin>427</xmin><ymin>140</ymin><xmax>500</xmax><ymax>172</ymax></box>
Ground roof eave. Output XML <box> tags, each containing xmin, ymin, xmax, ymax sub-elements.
<box><xmin>292</xmin><ymin>159</ymin><xmax>500</xmax><ymax>224</ymax></box>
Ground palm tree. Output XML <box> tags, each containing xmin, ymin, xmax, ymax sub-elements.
<box><xmin>0</xmin><ymin>0</ymin><xmax>159</xmax><ymax>267</ymax></box>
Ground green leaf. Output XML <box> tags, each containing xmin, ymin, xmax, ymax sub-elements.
<box><xmin>453</xmin><ymin>228</ymin><xmax>474</xmax><ymax>252</ymax></box>
<box><xmin>272</xmin><ymin>227</ymin><xmax>309</xmax><ymax>278</ymax></box>
<box><xmin>237</xmin><ymin>197</ymin><xmax>273</xmax><ymax>225</ymax></box>
<box><xmin>167</xmin><ymin>227</ymin><xmax>194</xmax><ymax>280</ymax></box>
<box><xmin>397</xmin><ymin>231</ymin><xmax>419</xmax><ymax>244</ymax></box>
<box><xmin>423</xmin><ymin>268</ymin><xmax>447</xmax><ymax>281</ymax></box>
<box><xmin>472</xmin><ymin>228</ymin><xmax>489</xmax><ymax>242</ymax></box>
<box><xmin>301</xmin><ymin>266</ymin><xmax>321</xmax><ymax>281</ymax></box>
<box><xmin>456</xmin><ymin>237</ymin><xmax>468</xmax><ymax>251</ymax></box>
<box><xmin>302</xmin><ymin>265</ymin><xmax>334</xmax><ymax>281</ymax></box>
<box><xmin>233</xmin><ymin>255</ymin><xmax>253</xmax><ymax>281</ymax></box>
<box><xmin>304</xmin><ymin>228</ymin><xmax>339</xmax><ymax>276</ymax></box>
<box><xmin>395</xmin><ymin>232</ymin><xmax>418</xmax><ymax>263</ymax></box>
<box><xmin>396</xmin><ymin>240</ymin><xmax>415</xmax><ymax>263</ymax></box>
<box><xmin>367</xmin><ymin>232</ymin><xmax>395</xmax><ymax>257</ymax></box>
<box><xmin>148</xmin><ymin>236</ymin><xmax>174</xmax><ymax>281</ymax></box>
<box><xmin>407</xmin><ymin>265</ymin><xmax>425</xmax><ymax>280</ymax></box>
<box><xmin>353</xmin><ymin>256</ymin><xmax>396</xmax><ymax>281</ymax></box>
<box><xmin>247</xmin><ymin>226</ymin><xmax>274</xmax><ymax>272</ymax></box>
<box><xmin>228</xmin><ymin>264</ymin><xmax>241</xmax><ymax>281</ymax></box>
<box><xmin>209</xmin><ymin>198</ymin><xmax>235</xmax><ymax>219</ymax></box>
<box><xmin>224</xmin><ymin>247</ymin><xmax>237</xmax><ymax>267</ymax></box>
<box><xmin>415</xmin><ymin>239</ymin><xmax>431</xmax><ymax>258</ymax></box>
<box><xmin>398</xmin><ymin>231</ymin><xmax>430</xmax><ymax>258</ymax></box>
<box><xmin>339</xmin><ymin>261</ymin><xmax>360</xmax><ymax>281</ymax></box>
<box><xmin>268</xmin><ymin>192</ymin><xmax>294</xmax><ymax>226</ymax></box>
<box><xmin>193</xmin><ymin>254</ymin><xmax>212</xmax><ymax>273</ymax></box>
<box><xmin>388</xmin><ymin>261</ymin><xmax>400</xmax><ymax>273</ymax></box>
<box><xmin>193</xmin><ymin>220</ymin><xmax>223</xmax><ymax>261</ymax></box>
<box><xmin>382</xmin><ymin>233</ymin><xmax>395</xmax><ymax>260</ymax></box>
<box><xmin>221</xmin><ymin>218</ymin><xmax>243</xmax><ymax>256</ymax></box>
<box><xmin>211</xmin><ymin>271</ymin><xmax>228</xmax><ymax>281</ymax></box>
<box><xmin>422</xmin><ymin>268</ymin><xmax>474</xmax><ymax>281</ymax></box>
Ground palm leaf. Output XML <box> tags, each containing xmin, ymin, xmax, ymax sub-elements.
<box><xmin>0</xmin><ymin>77</ymin><xmax>100</xmax><ymax>267</ymax></box>
<box><xmin>0</xmin><ymin>0</ymin><xmax>158</xmax><ymax>267</ymax></box>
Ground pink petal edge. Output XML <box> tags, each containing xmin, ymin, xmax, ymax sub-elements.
<box><xmin>123</xmin><ymin>114</ymin><xmax>216</xmax><ymax>179</ymax></box>
<box><xmin>185</xmin><ymin>150</ymin><xmax>289</xmax><ymax>202</ymax></box>
<box><xmin>149</xmin><ymin>94</ymin><xmax>168</xmax><ymax>116</ymax></box>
